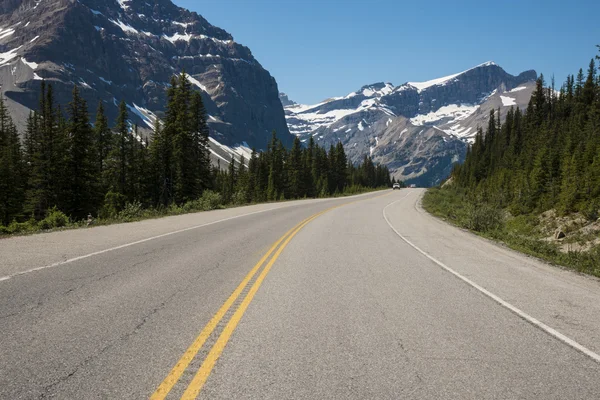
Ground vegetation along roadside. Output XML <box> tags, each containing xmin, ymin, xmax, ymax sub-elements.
<box><xmin>422</xmin><ymin>49</ymin><xmax>600</xmax><ymax>278</ymax></box>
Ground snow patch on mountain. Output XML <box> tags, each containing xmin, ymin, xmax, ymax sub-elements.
<box><xmin>0</xmin><ymin>27</ymin><xmax>15</xmax><ymax>40</ymax></box>
<box><xmin>510</xmin><ymin>86</ymin><xmax>527</xmax><ymax>93</ymax></box>
<box><xmin>162</xmin><ymin>32</ymin><xmax>193</xmax><ymax>43</ymax></box>
<box><xmin>208</xmin><ymin>137</ymin><xmax>252</xmax><ymax>166</ymax></box>
<box><xmin>110</xmin><ymin>19</ymin><xmax>139</xmax><ymax>34</ymax></box>
<box><xmin>126</xmin><ymin>103</ymin><xmax>157</xmax><ymax>129</ymax></box>
<box><xmin>500</xmin><ymin>96</ymin><xmax>517</xmax><ymax>106</ymax></box>
<box><xmin>407</xmin><ymin>72</ymin><xmax>463</xmax><ymax>93</ymax></box>
<box><xmin>184</xmin><ymin>73</ymin><xmax>208</xmax><ymax>92</ymax></box>
<box><xmin>0</xmin><ymin>46</ymin><xmax>22</xmax><ymax>66</ymax></box>
<box><xmin>117</xmin><ymin>0</ymin><xmax>131</xmax><ymax>11</ymax></box>
<box><xmin>410</xmin><ymin>104</ymin><xmax>479</xmax><ymax>126</ymax></box>
<box><xmin>21</xmin><ymin>58</ymin><xmax>38</xmax><ymax>70</ymax></box>
<box><xmin>361</xmin><ymin>83</ymin><xmax>394</xmax><ymax>97</ymax></box>
<box><xmin>442</xmin><ymin>124</ymin><xmax>475</xmax><ymax>140</ymax></box>
<box><xmin>407</xmin><ymin>61</ymin><xmax>497</xmax><ymax>93</ymax></box>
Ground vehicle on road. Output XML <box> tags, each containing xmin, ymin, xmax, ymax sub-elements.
<box><xmin>392</xmin><ymin>183</ymin><xmax>401</xmax><ymax>190</ymax></box>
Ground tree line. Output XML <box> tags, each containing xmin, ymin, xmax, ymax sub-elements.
<box><xmin>451</xmin><ymin>49</ymin><xmax>600</xmax><ymax>219</ymax></box>
<box><xmin>0</xmin><ymin>73</ymin><xmax>394</xmax><ymax>228</ymax></box>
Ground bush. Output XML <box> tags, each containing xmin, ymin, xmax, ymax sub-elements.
<box><xmin>38</xmin><ymin>207</ymin><xmax>69</xmax><ymax>230</ymax></box>
<box><xmin>2</xmin><ymin>219</ymin><xmax>37</xmax><ymax>234</ymax></box>
<box><xmin>199</xmin><ymin>190</ymin><xmax>222</xmax><ymax>211</ymax></box>
<box><xmin>117</xmin><ymin>201</ymin><xmax>144</xmax><ymax>222</ymax></box>
<box><xmin>182</xmin><ymin>199</ymin><xmax>202</xmax><ymax>213</ymax></box>
<box><xmin>465</xmin><ymin>201</ymin><xmax>504</xmax><ymax>232</ymax></box>
<box><xmin>232</xmin><ymin>190</ymin><xmax>247</xmax><ymax>206</ymax></box>
<box><xmin>167</xmin><ymin>203</ymin><xmax>185</xmax><ymax>215</ymax></box>
<box><xmin>101</xmin><ymin>191</ymin><xmax>127</xmax><ymax>219</ymax></box>
<box><xmin>581</xmin><ymin>201</ymin><xmax>599</xmax><ymax>222</ymax></box>
<box><xmin>504</xmin><ymin>214</ymin><xmax>539</xmax><ymax>236</ymax></box>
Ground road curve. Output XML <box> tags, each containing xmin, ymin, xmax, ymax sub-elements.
<box><xmin>1</xmin><ymin>189</ymin><xmax>600</xmax><ymax>399</ymax></box>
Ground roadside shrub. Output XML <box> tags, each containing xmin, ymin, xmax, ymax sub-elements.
<box><xmin>465</xmin><ymin>201</ymin><xmax>504</xmax><ymax>232</ymax></box>
<box><xmin>422</xmin><ymin>187</ymin><xmax>469</xmax><ymax>224</ymax></box>
<box><xmin>581</xmin><ymin>201</ymin><xmax>599</xmax><ymax>222</ymax></box>
<box><xmin>3</xmin><ymin>218</ymin><xmax>38</xmax><ymax>234</ymax></box>
<box><xmin>200</xmin><ymin>190</ymin><xmax>222</xmax><ymax>211</ymax></box>
<box><xmin>182</xmin><ymin>199</ymin><xmax>202</xmax><ymax>213</ymax></box>
<box><xmin>38</xmin><ymin>207</ymin><xmax>69</xmax><ymax>230</ymax></box>
<box><xmin>101</xmin><ymin>191</ymin><xmax>127</xmax><ymax>219</ymax></box>
<box><xmin>343</xmin><ymin>184</ymin><xmax>363</xmax><ymax>195</ymax></box>
<box><xmin>505</xmin><ymin>214</ymin><xmax>539</xmax><ymax>236</ymax></box>
<box><xmin>167</xmin><ymin>203</ymin><xmax>185</xmax><ymax>215</ymax></box>
<box><xmin>118</xmin><ymin>201</ymin><xmax>144</xmax><ymax>222</ymax></box>
<box><xmin>232</xmin><ymin>191</ymin><xmax>247</xmax><ymax>206</ymax></box>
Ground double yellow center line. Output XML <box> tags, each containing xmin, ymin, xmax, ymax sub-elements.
<box><xmin>150</xmin><ymin>192</ymin><xmax>391</xmax><ymax>399</ymax></box>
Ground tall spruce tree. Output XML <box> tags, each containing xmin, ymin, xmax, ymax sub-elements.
<box><xmin>0</xmin><ymin>96</ymin><xmax>25</xmax><ymax>225</ymax></box>
<box><xmin>65</xmin><ymin>85</ymin><xmax>100</xmax><ymax>219</ymax></box>
<box><xmin>94</xmin><ymin>101</ymin><xmax>111</xmax><ymax>182</ymax></box>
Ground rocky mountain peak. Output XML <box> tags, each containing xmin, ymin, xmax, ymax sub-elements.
<box><xmin>279</xmin><ymin>92</ymin><xmax>296</xmax><ymax>107</ymax></box>
<box><xmin>284</xmin><ymin>62</ymin><xmax>538</xmax><ymax>186</ymax></box>
<box><xmin>0</xmin><ymin>0</ymin><xmax>293</xmax><ymax>149</ymax></box>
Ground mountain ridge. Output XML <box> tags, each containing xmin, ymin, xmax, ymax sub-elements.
<box><xmin>282</xmin><ymin>62</ymin><xmax>537</xmax><ymax>186</ymax></box>
<box><xmin>0</xmin><ymin>0</ymin><xmax>293</xmax><ymax>150</ymax></box>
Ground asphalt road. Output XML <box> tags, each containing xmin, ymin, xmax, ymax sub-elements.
<box><xmin>1</xmin><ymin>189</ymin><xmax>600</xmax><ymax>399</ymax></box>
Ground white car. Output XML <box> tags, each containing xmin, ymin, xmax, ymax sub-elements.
<box><xmin>392</xmin><ymin>183</ymin><xmax>401</xmax><ymax>190</ymax></box>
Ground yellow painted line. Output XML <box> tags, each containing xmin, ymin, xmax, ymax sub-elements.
<box><xmin>149</xmin><ymin>216</ymin><xmax>313</xmax><ymax>400</ymax></box>
<box><xmin>150</xmin><ymin>190</ymin><xmax>392</xmax><ymax>400</ymax></box>
<box><xmin>179</xmin><ymin>210</ymin><xmax>326</xmax><ymax>400</ymax></box>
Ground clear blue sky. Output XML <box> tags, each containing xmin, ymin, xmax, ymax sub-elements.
<box><xmin>174</xmin><ymin>0</ymin><xmax>600</xmax><ymax>105</ymax></box>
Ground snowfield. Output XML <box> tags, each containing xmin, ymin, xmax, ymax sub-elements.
<box><xmin>407</xmin><ymin>61</ymin><xmax>497</xmax><ymax>93</ymax></box>
<box><xmin>410</xmin><ymin>104</ymin><xmax>479</xmax><ymax>126</ymax></box>
<box><xmin>500</xmin><ymin>96</ymin><xmax>517</xmax><ymax>106</ymax></box>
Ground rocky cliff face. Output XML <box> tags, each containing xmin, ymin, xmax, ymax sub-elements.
<box><xmin>284</xmin><ymin>62</ymin><xmax>537</xmax><ymax>186</ymax></box>
<box><xmin>279</xmin><ymin>92</ymin><xmax>296</xmax><ymax>107</ymax></box>
<box><xmin>0</xmin><ymin>0</ymin><xmax>293</xmax><ymax>149</ymax></box>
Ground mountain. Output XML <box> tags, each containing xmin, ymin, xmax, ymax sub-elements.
<box><xmin>0</xmin><ymin>0</ymin><xmax>293</xmax><ymax>157</ymax></box>
<box><xmin>284</xmin><ymin>62</ymin><xmax>537</xmax><ymax>186</ymax></box>
<box><xmin>279</xmin><ymin>92</ymin><xmax>296</xmax><ymax>107</ymax></box>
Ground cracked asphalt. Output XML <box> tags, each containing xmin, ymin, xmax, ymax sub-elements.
<box><xmin>2</xmin><ymin>189</ymin><xmax>600</xmax><ymax>399</ymax></box>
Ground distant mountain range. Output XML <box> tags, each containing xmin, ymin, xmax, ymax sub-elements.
<box><xmin>0</xmin><ymin>0</ymin><xmax>294</xmax><ymax>165</ymax></box>
<box><xmin>281</xmin><ymin>62</ymin><xmax>537</xmax><ymax>186</ymax></box>
<box><xmin>0</xmin><ymin>1</ymin><xmax>538</xmax><ymax>185</ymax></box>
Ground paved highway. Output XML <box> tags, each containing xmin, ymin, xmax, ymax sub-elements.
<box><xmin>1</xmin><ymin>189</ymin><xmax>600</xmax><ymax>399</ymax></box>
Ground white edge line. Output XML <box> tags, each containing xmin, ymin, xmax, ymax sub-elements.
<box><xmin>382</xmin><ymin>192</ymin><xmax>600</xmax><ymax>365</ymax></box>
<box><xmin>0</xmin><ymin>191</ymin><xmax>381</xmax><ymax>283</ymax></box>
<box><xmin>1</xmin><ymin>208</ymin><xmax>277</xmax><ymax>282</ymax></box>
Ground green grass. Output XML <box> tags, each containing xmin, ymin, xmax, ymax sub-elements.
<box><xmin>422</xmin><ymin>187</ymin><xmax>600</xmax><ymax>278</ymax></box>
<box><xmin>0</xmin><ymin>187</ymin><xmax>389</xmax><ymax>238</ymax></box>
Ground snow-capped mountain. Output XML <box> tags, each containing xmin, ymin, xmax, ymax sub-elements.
<box><xmin>283</xmin><ymin>62</ymin><xmax>537</xmax><ymax>186</ymax></box>
<box><xmin>0</xmin><ymin>0</ymin><xmax>294</xmax><ymax>160</ymax></box>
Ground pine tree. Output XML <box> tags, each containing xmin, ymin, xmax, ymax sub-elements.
<box><xmin>24</xmin><ymin>82</ymin><xmax>66</xmax><ymax>219</ymax></box>
<box><xmin>1</xmin><ymin>70</ymin><xmax>396</xmax><ymax>226</ymax></box>
<box><xmin>114</xmin><ymin>101</ymin><xmax>131</xmax><ymax>199</ymax></box>
<box><xmin>450</xmin><ymin>48</ymin><xmax>600</xmax><ymax>219</ymax></box>
<box><xmin>172</xmin><ymin>71</ymin><xmax>195</xmax><ymax>203</ymax></box>
<box><xmin>190</xmin><ymin>91</ymin><xmax>211</xmax><ymax>193</ymax></box>
<box><xmin>0</xmin><ymin>96</ymin><xmax>25</xmax><ymax>225</ymax></box>
<box><xmin>94</xmin><ymin>101</ymin><xmax>112</xmax><ymax>181</ymax></box>
<box><xmin>287</xmin><ymin>136</ymin><xmax>303</xmax><ymax>198</ymax></box>
<box><xmin>335</xmin><ymin>142</ymin><xmax>348</xmax><ymax>192</ymax></box>
<box><xmin>65</xmin><ymin>85</ymin><xmax>100</xmax><ymax>219</ymax></box>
